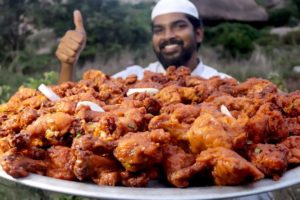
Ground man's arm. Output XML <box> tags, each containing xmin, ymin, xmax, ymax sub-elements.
<box><xmin>55</xmin><ymin>10</ymin><xmax>86</xmax><ymax>84</ymax></box>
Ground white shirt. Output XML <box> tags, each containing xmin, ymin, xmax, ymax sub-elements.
<box><xmin>112</xmin><ymin>61</ymin><xmax>230</xmax><ymax>80</ymax></box>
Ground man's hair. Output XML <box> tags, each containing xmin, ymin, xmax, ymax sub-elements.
<box><xmin>185</xmin><ymin>14</ymin><xmax>203</xmax><ymax>49</ymax></box>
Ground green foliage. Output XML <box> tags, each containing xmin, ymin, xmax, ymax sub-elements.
<box><xmin>24</xmin><ymin>71</ymin><xmax>58</xmax><ymax>89</ymax></box>
<box><xmin>269</xmin><ymin>7</ymin><xmax>293</xmax><ymax>26</ymax></box>
<box><xmin>282</xmin><ymin>29</ymin><xmax>300</xmax><ymax>45</ymax></box>
<box><xmin>35</xmin><ymin>0</ymin><xmax>152</xmax><ymax>63</ymax></box>
<box><xmin>205</xmin><ymin>23</ymin><xmax>261</xmax><ymax>57</ymax></box>
<box><xmin>0</xmin><ymin>85</ymin><xmax>13</xmax><ymax>104</ymax></box>
<box><xmin>0</xmin><ymin>71</ymin><xmax>57</xmax><ymax>104</ymax></box>
<box><xmin>268</xmin><ymin>0</ymin><xmax>300</xmax><ymax>26</ymax></box>
<box><xmin>267</xmin><ymin>72</ymin><xmax>288</xmax><ymax>92</ymax></box>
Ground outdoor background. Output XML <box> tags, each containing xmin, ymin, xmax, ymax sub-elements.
<box><xmin>0</xmin><ymin>0</ymin><xmax>300</xmax><ymax>199</ymax></box>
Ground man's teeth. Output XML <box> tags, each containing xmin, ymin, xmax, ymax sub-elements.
<box><xmin>164</xmin><ymin>44</ymin><xmax>178</xmax><ymax>49</ymax></box>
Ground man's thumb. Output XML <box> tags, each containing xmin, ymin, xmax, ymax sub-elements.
<box><xmin>73</xmin><ymin>10</ymin><xmax>85</xmax><ymax>33</ymax></box>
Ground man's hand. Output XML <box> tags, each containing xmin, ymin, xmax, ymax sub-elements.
<box><xmin>56</xmin><ymin>10</ymin><xmax>86</xmax><ymax>83</ymax></box>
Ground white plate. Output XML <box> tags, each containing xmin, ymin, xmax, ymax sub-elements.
<box><xmin>0</xmin><ymin>166</ymin><xmax>299</xmax><ymax>200</ymax></box>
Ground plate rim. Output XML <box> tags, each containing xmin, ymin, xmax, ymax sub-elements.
<box><xmin>0</xmin><ymin>166</ymin><xmax>300</xmax><ymax>200</ymax></box>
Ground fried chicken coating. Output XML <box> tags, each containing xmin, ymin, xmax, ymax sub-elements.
<box><xmin>162</xmin><ymin>144</ymin><xmax>196</xmax><ymax>187</ymax></box>
<box><xmin>246</xmin><ymin>103</ymin><xmax>288</xmax><ymax>144</ymax></box>
<box><xmin>0</xmin><ymin>67</ymin><xmax>299</xmax><ymax>188</ymax></box>
<box><xmin>12</xmin><ymin>112</ymin><xmax>74</xmax><ymax>149</ymax></box>
<box><xmin>285</xmin><ymin>117</ymin><xmax>300</xmax><ymax>136</ymax></box>
<box><xmin>114</xmin><ymin>129</ymin><xmax>170</xmax><ymax>172</ymax></box>
<box><xmin>72</xmin><ymin>134</ymin><xmax>120</xmax><ymax>185</ymax></box>
<box><xmin>46</xmin><ymin>146</ymin><xmax>76</xmax><ymax>180</ymax></box>
<box><xmin>247</xmin><ymin>143</ymin><xmax>289</xmax><ymax>180</ymax></box>
<box><xmin>234</xmin><ymin>78</ymin><xmax>278</xmax><ymax>98</ymax></box>
<box><xmin>149</xmin><ymin>103</ymin><xmax>201</xmax><ymax>141</ymax></box>
<box><xmin>280</xmin><ymin>136</ymin><xmax>300</xmax><ymax>164</ymax></box>
<box><xmin>276</xmin><ymin>91</ymin><xmax>300</xmax><ymax>117</ymax></box>
<box><xmin>187</xmin><ymin>105</ymin><xmax>247</xmax><ymax>153</ymax></box>
<box><xmin>196</xmin><ymin>147</ymin><xmax>264</xmax><ymax>185</ymax></box>
<box><xmin>155</xmin><ymin>85</ymin><xmax>200</xmax><ymax>106</ymax></box>
<box><xmin>120</xmin><ymin>168</ymin><xmax>159</xmax><ymax>187</ymax></box>
<box><xmin>0</xmin><ymin>148</ymin><xmax>47</xmax><ymax>178</ymax></box>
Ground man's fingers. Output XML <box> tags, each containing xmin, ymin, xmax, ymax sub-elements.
<box><xmin>73</xmin><ymin>10</ymin><xmax>85</xmax><ymax>33</ymax></box>
<box><xmin>56</xmin><ymin>50</ymin><xmax>76</xmax><ymax>64</ymax></box>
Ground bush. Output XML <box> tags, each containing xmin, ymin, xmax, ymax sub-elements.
<box><xmin>269</xmin><ymin>7</ymin><xmax>293</xmax><ymax>26</ymax></box>
<box><xmin>205</xmin><ymin>23</ymin><xmax>261</xmax><ymax>57</ymax></box>
<box><xmin>24</xmin><ymin>71</ymin><xmax>58</xmax><ymax>89</ymax></box>
<box><xmin>0</xmin><ymin>71</ymin><xmax>58</xmax><ymax>104</ymax></box>
<box><xmin>282</xmin><ymin>29</ymin><xmax>300</xmax><ymax>45</ymax></box>
<box><xmin>0</xmin><ymin>85</ymin><xmax>13</xmax><ymax>104</ymax></box>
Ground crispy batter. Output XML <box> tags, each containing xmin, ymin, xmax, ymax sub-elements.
<box><xmin>247</xmin><ymin>143</ymin><xmax>288</xmax><ymax>180</ymax></box>
<box><xmin>0</xmin><ymin>67</ymin><xmax>299</xmax><ymax>188</ymax></box>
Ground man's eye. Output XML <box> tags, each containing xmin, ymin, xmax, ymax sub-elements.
<box><xmin>175</xmin><ymin>23</ymin><xmax>187</xmax><ymax>29</ymax></box>
<box><xmin>153</xmin><ymin>28</ymin><xmax>163</xmax><ymax>34</ymax></box>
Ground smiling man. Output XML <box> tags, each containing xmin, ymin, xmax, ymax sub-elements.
<box><xmin>56</xmin><ymin>0</ymin><xmax>229</xmax><ymax>83</ymax></box>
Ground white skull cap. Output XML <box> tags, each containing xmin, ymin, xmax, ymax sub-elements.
<box><xmin>151</xmin><ymin>0</ymin><xmax>199</xmax><ymax>20</ymax></box>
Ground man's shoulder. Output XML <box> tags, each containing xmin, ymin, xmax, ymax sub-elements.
<box><xmin>201</xmin><ymin>64</ymin><xmax>231</xmax><ymax>79</ymax></box>
<box><xmin>111</xmin><ymin>65</ymin><xmax>145</xmax><ymax>79</ymax></box>
<box><xmin>111</xmin><ymin>62</ymin><xmax>165</xmax><ymax>80</ymax></box>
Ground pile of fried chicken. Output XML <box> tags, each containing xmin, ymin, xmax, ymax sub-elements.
<box><xmin>0</xmin><ymin>66</ymin><xmax>299</xmax><ymax>187</ymax></box>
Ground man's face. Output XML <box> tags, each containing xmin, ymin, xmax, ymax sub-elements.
<box><xmin>152</xmin><ymin>13</ymin><xmax>203</xmax><ymax>68</ymax></box>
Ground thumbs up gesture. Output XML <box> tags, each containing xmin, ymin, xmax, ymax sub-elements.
<box><xmin>56</xmin><ymin>10</ymin><xmax>86</xmax><ymax>66</ymax></box>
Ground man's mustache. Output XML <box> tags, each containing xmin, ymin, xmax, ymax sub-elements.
<box><xmin>159</xmin><ymin>38</ymin><xmax>184</xmax><ymax>50</ymax></box>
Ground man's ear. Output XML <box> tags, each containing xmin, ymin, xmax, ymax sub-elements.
<box><xmin>195</xmin><ymin>28</ymin><xmax>204</xmax><ymax>43</ymax></box>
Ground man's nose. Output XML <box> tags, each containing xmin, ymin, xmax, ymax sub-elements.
<box><xmin>164</xmin><ymin>28</ymin><xmax>175</xmax><ymax>40</ymax></box>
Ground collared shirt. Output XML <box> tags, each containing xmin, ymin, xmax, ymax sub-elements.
<box><xmin>112</xmin><ymin>61</ymin><xmax>231</xmax><ymax>80</ymax></box>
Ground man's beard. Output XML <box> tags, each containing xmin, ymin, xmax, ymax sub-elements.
<box><xmin>154</xmin><ymin>38</ymin><xmax>196</xmax><ymax>68</ymax></box>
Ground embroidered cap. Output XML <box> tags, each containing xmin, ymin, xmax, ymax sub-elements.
<box><xmin>151</xmin><ymin>0</ymin><xmax>199</xmax><ymax>20</ymax></box>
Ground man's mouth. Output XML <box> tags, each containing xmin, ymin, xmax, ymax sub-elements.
<box><xmin>162</xmin><ymin>44</ymin><xmax>181</xmax><ymax>53</ymax></box>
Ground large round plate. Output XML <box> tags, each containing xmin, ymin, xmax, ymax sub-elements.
<box><xmin>0</xmin><ymin>166</ymin><xmax>299</xmax><ymax>200</ymax></box>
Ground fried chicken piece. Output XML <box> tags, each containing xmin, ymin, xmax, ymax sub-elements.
<box><xmin>72</xmin><ymin>134</ymin><xmax>116</xmax><ymax>156</ymax></box>
<box><xmin>114</xmin><ymin>129</ymin><xmax>171</xmax><ymax>172</ymax></box>
<box><xmin>162</xmin><ymin>144</ymin><xmax>197</xmax><ymax>187</ymax></box>
<box><xmin>51</xmin><ymin>81</ymin><xmax>77</xmax><ymax>97</ymax></box>
<box><xmin>247</xmin><ymin>144</ymin><xmax>289</xmax><ymax>180</ymax></box>
<box><xmin>187</xmin><ymin>105</ymin><xmax>247</xmax><ymax>153</ymax></box>
<box><xmin>204</xmin><ymin>95</ymin><xmax>260</xmax><ymax>118</ymax></box>
<box><xmin>46</xmin><ymin>146</ymin><xmax>76</xmax><ymax>180</ymax></box>
<box><xmin>127</xmin><ymin>93</ymin><xmax>162</xmax><ymax>115</ymax></box>
<box><xmin>196</xmin><ymin>147</ymin><xmax>264</xmax><ymax>185</ymax></box>
<box><xmin>113</xmin><ymin>107</ymin><xmax>152</xmax><ymax>136</ymax></box>
<box><xmin>83</xmin><ymin>69</ymin><xmax>108</xmax><ymax>83</ymax></box>
<box><xmin>191</xmin><ymin>76</ymin><xmax>239</xmax><ymax>101</ymax></box>
<box><xmin>81</xmin><ymin>106</ymin><xmax>152</xmax><ymax>141</ymax></box>
<box><xmin>142</xmin><ymin>70</ymin><xmax>170</xmax><ymax>85</ymax></box>
<box><xmin>4</xmin><ymin>87</ymin><xmax>43</xmax><ymax>110</ymax></box>
<box><xmin>72</xmin><ymin>134</ymin><xmax>120</xmax><ymax>185</ymax></box>
<box><xmin>0</xmin><ymin>148</ymin><xmax>47</xmax><ymax>178</ymax></box>
<box><xmin>165</xmin><ymin>66</ymin><xmax>191</xmax><ymax>85</ymax></box>
<box><xmin>149</xmin><ymin>103</ymin><xmax>201</xmax><ymax>141</ymax></box>
<box><xmin>12</xmin><ymin>112</ymin><xmax>74</xmax><ymax>149</ymax></box>
<box><xmin>97</xmin><ymin>78</ymin><xmax>127</xmax><ymax>105</ymax></box>
<box><xmin>276</xmin><ymin>91</ymin><xmax>300</xmax><ymax>117</ymax></box>
<box><xmin>53</xmin><ymin>101</ymin><xmax>77</xmax><ymax>114</ymax></box>
<box><xmin>246</xmin><ymin>103</ymin><xmax>288</xmax><ymax>144</ymax></box>
<box><xmin>0</xmin><ymin>107</ymin><xmax>39</xmax><ymax>137</ymax></box>
<box><xmin>73</xmin><ymin>149</ymin><xmax>120</xmax><ymax>185</ymax></box>
<box><xmin>234</xmin><ymin>78</ymin><xmax>278</xmax><ymax>98</ymax></box>
<box><xmin>0</xmin><ymin>136</ymin><xmax>12</xmax><ymax>155</ymax></box>
<box><xmin>155</xmin><ymin>85</ymin><xmax>200</xmax><ymax>106</ymax></box>
<box><xmin>120</xmin><ymin>168</ymin><xmax>159</xmax><ymax>187</ymax></box>
<box><xmin>280</xmin><ymin>136</ymin><xmax>300</xmax><ymax>164</ymax></box>
<box><xmin>285</xmin><ymin>117</ymin><xmax>300</xmax><ymax>135</ymax></box>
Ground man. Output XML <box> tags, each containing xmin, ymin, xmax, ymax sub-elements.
<box><xmin>56</xmin><ymin>0</ymin><xmax>229</xmax><ymax>83</ymax></box>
